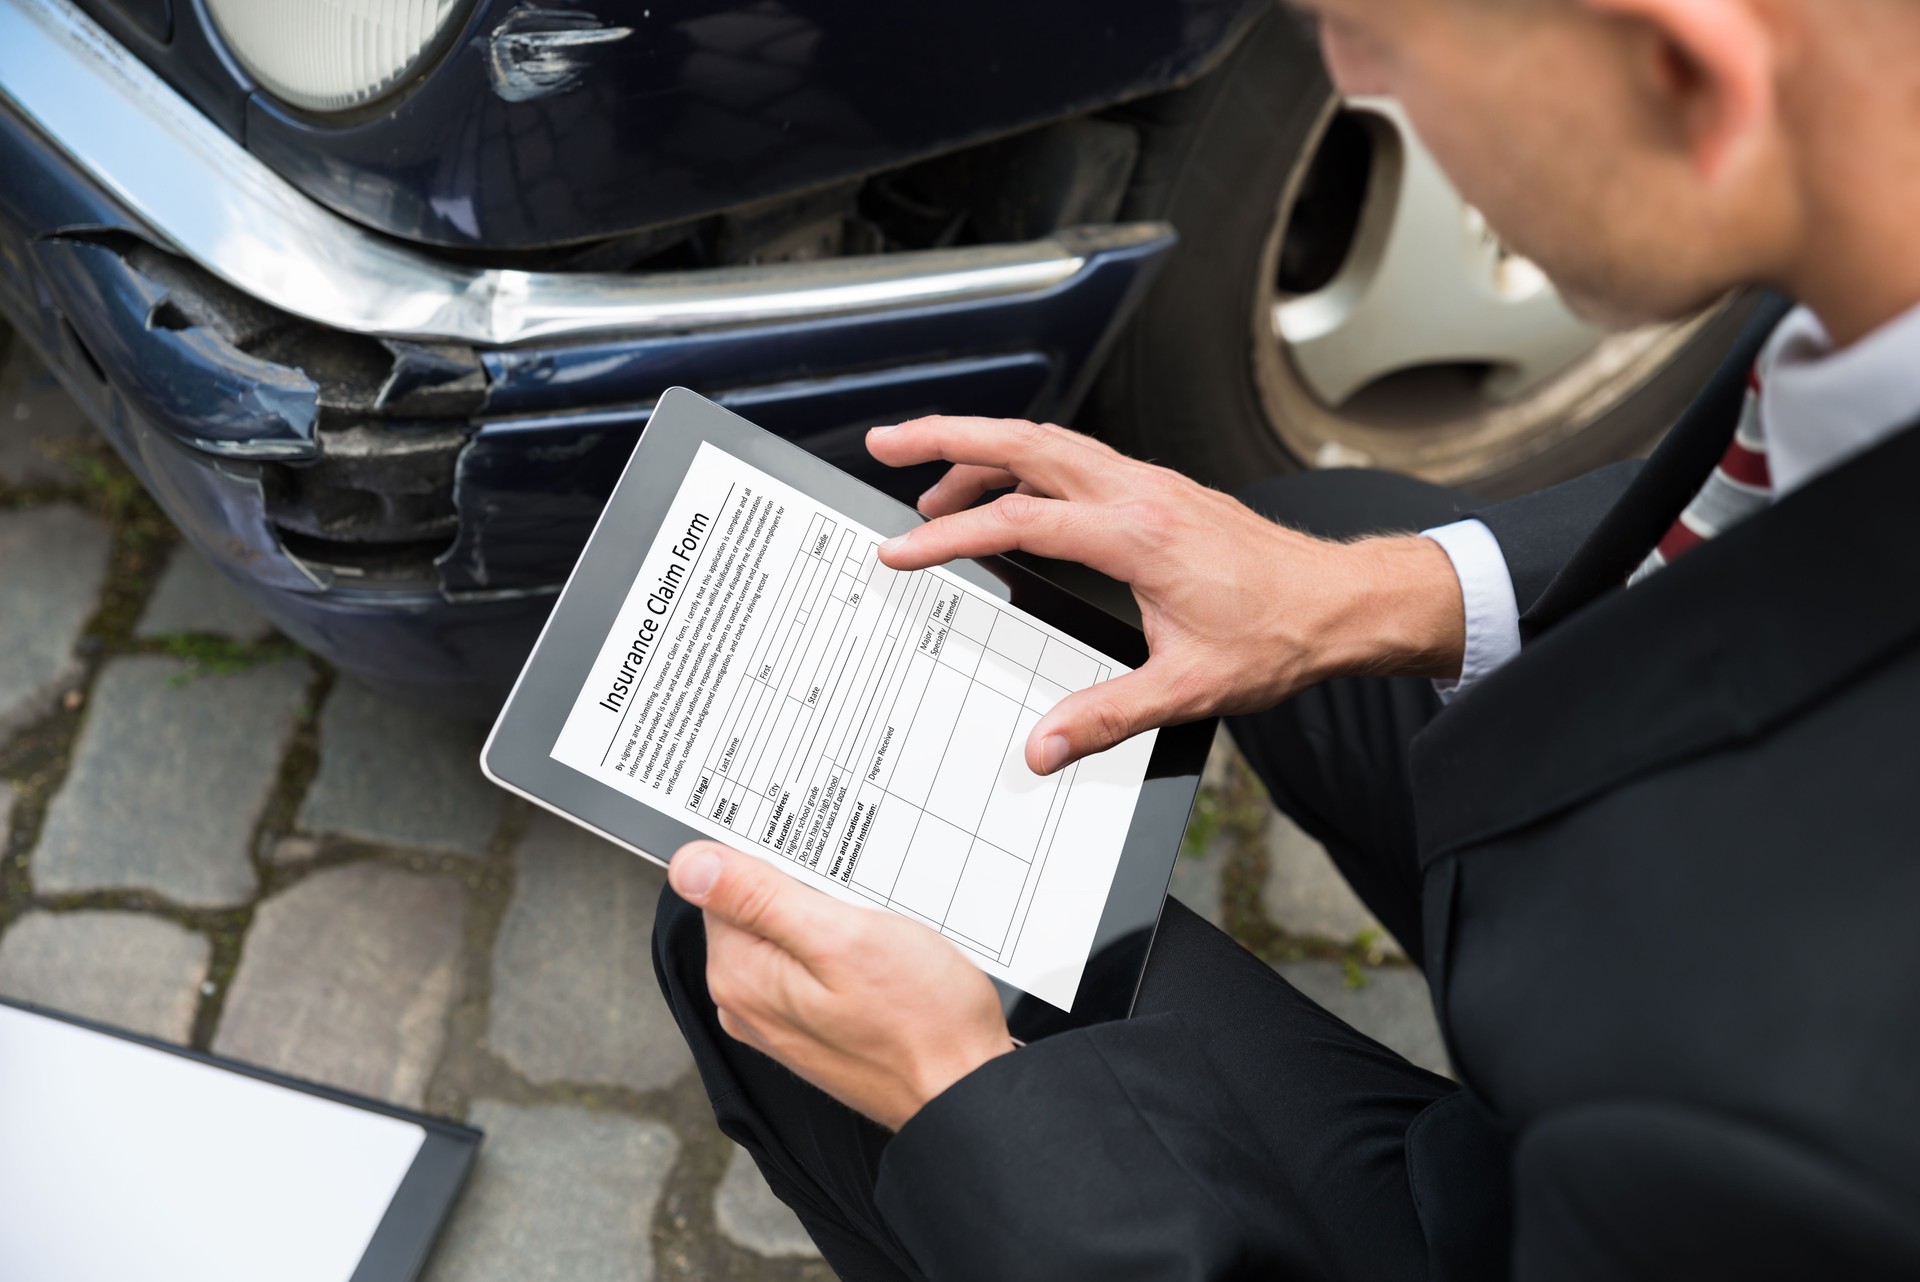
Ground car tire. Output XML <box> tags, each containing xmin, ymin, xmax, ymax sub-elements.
<box><xmin>1085</xmin><ymin>8</ymin><xmax>1761</xmax><ymax>499</ymax></box>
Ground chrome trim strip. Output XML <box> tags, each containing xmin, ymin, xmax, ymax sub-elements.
<box><xmin>0</xmin><ymin>0</ymin><xmax>1167</xmax><ymax>347</ymax></box>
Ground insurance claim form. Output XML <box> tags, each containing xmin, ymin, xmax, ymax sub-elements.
<box><xmin>551</xmin><ymin>441</ymin><xmax>1156</xmax><ymax>1010</ymax></box>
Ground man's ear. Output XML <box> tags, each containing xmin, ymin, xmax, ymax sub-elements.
<box><xmin>1582</xmin><ymin>0</ymin><xmax>1775</xmax><ymax>183</ymax></box>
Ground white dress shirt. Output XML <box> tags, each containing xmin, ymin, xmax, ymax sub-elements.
<box><xmin>1423</xmin><ymin>300</ymin><xmax>1920</xmax><ymax>699</ymax></box>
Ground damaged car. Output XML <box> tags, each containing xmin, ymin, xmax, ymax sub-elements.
<box><xmin>0</xmin><ymin>0</ymin><xmax>1758</xmax><ymax>714</ymax></box>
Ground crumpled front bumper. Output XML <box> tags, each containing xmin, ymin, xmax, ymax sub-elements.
<box><xmin>0</xmin><ymin>0</ymin><xmax>1173</xmax><ymax>716</ymax></box>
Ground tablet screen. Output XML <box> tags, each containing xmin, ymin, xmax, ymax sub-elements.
<box><xmin>549</xmin><ymin>440</ymin><xmax>1156</xmax><ymax>1011</ymax></box>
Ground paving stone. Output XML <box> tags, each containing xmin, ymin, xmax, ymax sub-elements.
<box><xmin>426</xmin><ymin>1101</ymin><xmax>677</xmax><ymax>1282</ymax></box>
<box><xmin>489</xmin><ymin>813</ymin><xmax>692</xmax><ymax>1092</ymax></box>
<box><xmin>1201</xmin><ymin>724</ymin><xmax>1240</xmax><ymax>792</ymax></box>
<box><xmin>135</xmin><ymin>544</ymin><xmax>274</xmax><ymax>642</ymax></box>
<box><xmin>0</xmin><ymin>339</ymin><xmax>95</xmax><ymax>488</ymax></box>
<box><xmin>214</xmin><ymin>861</ymin><xmax>466</xmax><ymax>1107</ymax></box>
<box><xmin>714</xmin><ymin>1143</ymin><xmax>821</xmax><ymax>1260</ymax></box>
<box><xmin>1167</xmin><ymin>844</ymin><xmax>1223</xmax><ymax>927</ymax></box>
<box><xmin>1275</xmin><ymin>960</ymin><xmax>1452</xmax><ymax>1079</ymax></box>
<box><xmin>0</xmin><ymin>504</ymin><xmax>112</xmax><ymax>739</ymax></box>
<box><xmin>0</xmin><ymin>911</ymin><xmax>210</xmax><ymax>1042</ymax></box>
<box><xmin>1262</xmin><ymin>813</ymin><xmax>1405</xmax><ymax>957</ymax></box>
<box><xmin>297</xmin><ymin>681</ymin><xmax>503</xmax><ymax>857</ymax></box>
<box><xmin>1172</xmin><ymin>727</ymin><xmax>1242</xmax><ymax>927</ymax></box>
<box><xmin>34</xmin><ymin>656</ymin><xmax>307</xmax><ymax>906</ymax></box>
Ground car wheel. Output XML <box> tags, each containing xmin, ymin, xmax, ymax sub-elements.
<box><xmin>1088</xmin><ymin>9</ymin><xmax>1758</xmax><ymax>499</ymax></box>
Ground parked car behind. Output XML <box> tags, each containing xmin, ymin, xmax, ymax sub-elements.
<box><xmin>0</xmin><ymin>0</ymin><xmax>1757</xmax><ymax>714</ymax></box>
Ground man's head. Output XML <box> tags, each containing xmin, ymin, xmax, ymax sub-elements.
<box><xmin>1291</xmin><ymin>0</ymin><xmax>1920</xmax><ymax>343</ymax></box>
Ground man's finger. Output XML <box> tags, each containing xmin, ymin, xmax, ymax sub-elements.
<box><xmin>914</xmin><ymin>463</ymin><xmax>1023</xmax><ymax>517</ymax></box>
<box><xmin>878</xmin><ymin>493</ymin><xmax>1137</xmax><ymax>580</ymax></box>
<box><xmin>705</xmin><ymin>912</ymin><xmax>811</xmax><ymax>1021</ymax></box>
<box><xmin>1025</xmin><ymin>660</ymin><xmax>1194</xmax><ymax>774</ymax></box>
<box><xmin>670</xmin><ymin>842</ymin><xmax>842</xmax><ymax>962</ymax></box>
<box><xmin>715</xmin><ymin>1004</ymin><xmax>770</xmax><ymax>1054</ymax></box>
<box><xmin>866</xmin><ymin>416</ymin><xmax>1112</xmax><ymax>501</ymax></box>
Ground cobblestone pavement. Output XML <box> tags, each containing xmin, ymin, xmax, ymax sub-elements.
<box><xmin>0</xmin><ymin>330</ymin><xmax>1446</xmax><ymax>1279</ymax></box>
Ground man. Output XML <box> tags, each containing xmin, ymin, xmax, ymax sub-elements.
<box><xmin>654</xmin><ymin>0</ymin><xmax>1920</xmax><ymax>1276</ymax></box>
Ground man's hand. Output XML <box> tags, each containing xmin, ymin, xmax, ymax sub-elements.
<box><xmin>869</xmin><ymin>416</ymin><xmax>1468</xmax><ymax>773</ymax></box>
<box><xmin>669</xmin><ymin>840</ymin><xmax>1014</xmax><ymax>1132</ymax></box>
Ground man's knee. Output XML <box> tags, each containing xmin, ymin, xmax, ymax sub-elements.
<box><xmin>651</xmin><ymin>881</ymin><xmax>709</xmax><ymax>1025</ymax></box>
<box><xmin>1236</xmin><ymin>468</ymin><xmax>1474</xmax><ymax>542</ymax></box>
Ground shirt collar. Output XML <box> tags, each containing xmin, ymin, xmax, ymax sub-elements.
<box><xmin>1758</xmin><ymin>298</ymin><xmax>1920</xmax><ymax>497</ymax></box>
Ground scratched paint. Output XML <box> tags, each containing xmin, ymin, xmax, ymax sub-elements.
<box><xmin>485</xmin><ymin>4</ymin><xmax>634</xmax><ymax>103</ymax></box>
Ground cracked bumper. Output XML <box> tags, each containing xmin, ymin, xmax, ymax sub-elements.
<box><xmin>0</xmin><ymin>1</ymin><xmax>1173</xmax><ymax>716</ymax></box>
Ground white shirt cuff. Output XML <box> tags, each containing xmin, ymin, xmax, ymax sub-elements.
<box><xmin>1420</xmin><ymin>518</ymin><xmax>1522</xmax><ymax>703</ymax></box>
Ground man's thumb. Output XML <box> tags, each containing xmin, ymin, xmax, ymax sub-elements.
<box><xmin>670</xmin><ymin>841</ymin><xmax>831</xmax><ymax>956</ymax></box>
<box><xmin>1025</xmin><ymin>664</ymin><xmax>1179</xmax><ymax>775</ymax></box>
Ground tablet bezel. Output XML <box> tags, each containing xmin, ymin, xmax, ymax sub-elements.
<box><xmin>481</xmin><ymin>387</ymin><xmax>1213</xmax><ymax>1037</ymax></box>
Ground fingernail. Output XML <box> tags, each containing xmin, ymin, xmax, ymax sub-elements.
<box><xmin>916</xmin><ymin>485</ymin><xmax>940</xmax><ymax>508</ymax></box>
<box><xmin>673</xmin><ymin>846</ymin><xmax>722</xmax><ymax>901</ymax></box>
<box><xmin>868</xmin><ymin>423</ymin><xmax>899</xmax><ymax>435</ymax></box>
<box><xmin>880</xmin><ymin>533</ymin><xmax>910</xmax><ymax>555</ymax></box>
<box><xmin>1039</xmin><ymin>734</ymin><xmax>1070</xmax><ymax>775</ymax></box>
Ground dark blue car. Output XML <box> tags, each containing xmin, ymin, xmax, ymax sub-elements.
<box><xmin>0</xmin><ymin>0</ymin><xmax>1754</xmax><ymax>714</ymax></box>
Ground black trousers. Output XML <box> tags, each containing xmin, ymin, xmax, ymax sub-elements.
<box><xmin>652</xmin><ymin>470</ymin><xmax>1507</xmax><ymax>1280</ymax></box>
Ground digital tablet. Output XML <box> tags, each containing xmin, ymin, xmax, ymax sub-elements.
<box><xmin>482</xmin><ymin>388</ymin><xmax>1212</xmax><ymax>1037</ymax></box>
<box><xmin>0</xmin><ymin>997</ymin><xmax>478</xmax><ymax>1282</ymax></box>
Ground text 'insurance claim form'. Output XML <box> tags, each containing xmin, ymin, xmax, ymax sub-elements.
<box><xmin>551</xmin><ymin>442</ymin><xmax>1156</xmax><ymax>1010</ymax></box>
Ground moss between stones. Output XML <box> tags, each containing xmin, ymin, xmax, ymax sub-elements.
<box><xmin>1193</xmin><ymin>742</ymin><xmax>1414</xmax><ymax>973</ymax></box>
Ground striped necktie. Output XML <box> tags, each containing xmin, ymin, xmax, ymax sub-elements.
<box><xmin>1628</xmin><ymin>368</ymin><xmax>1773</xmax><ymax>585</ymax></box>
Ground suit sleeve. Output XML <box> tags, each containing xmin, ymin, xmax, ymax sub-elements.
<box><xmin>1419</xmin><ymin>461</ymin><xmax>1643</xmax><ymax>698</ymax></box>
<box><xmin>1512</xmin><ymin>1103</ymin><xmax>1920</xmax><ymax>1281</ymax></box>
<box><xmin>875</xmin><ymin>1013</ymin><xmax>1300</xmax><ymax>1282</ymax></box>
<box><xmin>1469</xmin><ymin>460</ymin><xmax>1642</xmax><ymax>619</ymax></box>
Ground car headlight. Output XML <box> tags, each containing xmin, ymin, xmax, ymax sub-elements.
<box><xmin>206</xmin><ymin>0</ymin><xmax>468</xmax><ymax>113</ymax></box>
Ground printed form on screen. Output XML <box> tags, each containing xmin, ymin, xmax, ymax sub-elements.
<box><xmin>550</xmin><ymin>442</ymin><xmax>1156</xmax><ymax>1011</ymax></box>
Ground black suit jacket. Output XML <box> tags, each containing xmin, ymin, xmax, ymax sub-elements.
<box><xmin>875</xmin><ymin>301</ymin><xmax>1920</xmax><ymax>1278</ymax></box>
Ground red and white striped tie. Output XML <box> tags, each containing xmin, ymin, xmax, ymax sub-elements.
<box><xmin>1629</xmin><ymin>368</ymin><xmax>1773</xmax><ymax>585</ymax></box>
